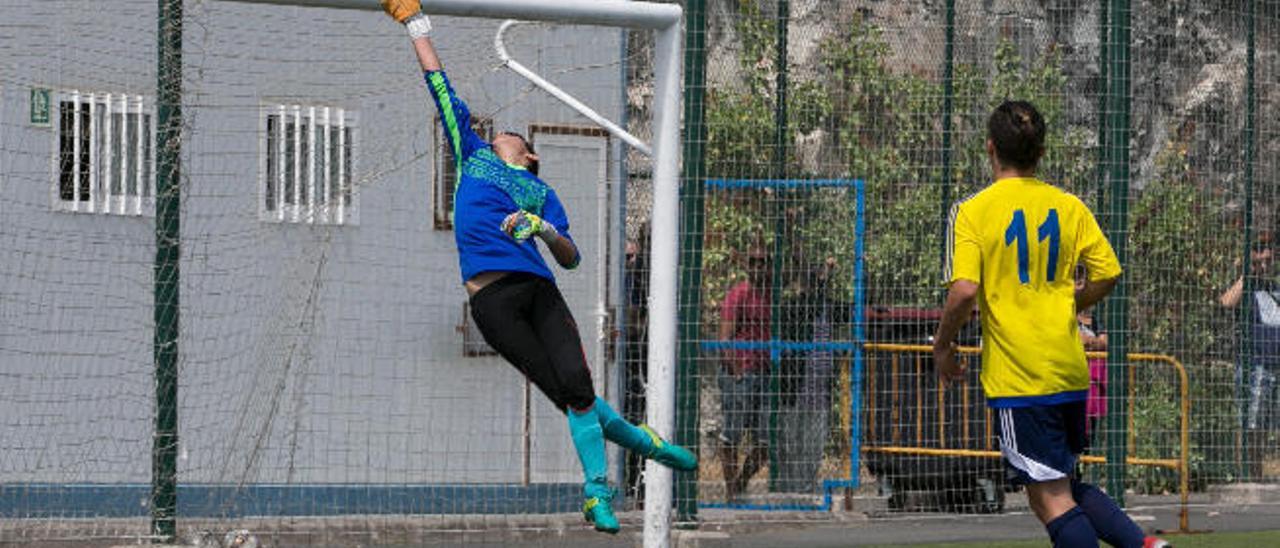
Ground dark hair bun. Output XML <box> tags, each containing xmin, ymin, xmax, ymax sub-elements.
<box><xmin>988</xmin><ymin>101</ymin><xmax>1046</xmax><ymax>171</ymax></box>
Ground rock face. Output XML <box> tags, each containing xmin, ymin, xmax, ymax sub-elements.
<box><xmin>625</xmin><ymin>0</ymin><xmax>1276</xmax><ymax>221</ymax></box>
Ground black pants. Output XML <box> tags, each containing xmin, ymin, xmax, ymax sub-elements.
<box><xmin>469</xmin><ymin>273</ymin><xmax>596</xmax><ymax>412</ymax></box>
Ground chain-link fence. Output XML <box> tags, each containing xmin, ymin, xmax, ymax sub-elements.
<box><xmin>0</xmin><ymin>0</ymin><xmax>1276</xmax><ymax>544</ymax></box>
<box><xmin>632</xmin><ymin>0</ymin><xmax>1278</xmax><ymax>531</ymax></box>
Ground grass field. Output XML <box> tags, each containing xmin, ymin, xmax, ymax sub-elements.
<box><xmin>864</xmin><ymin>529</ymin><xmax>1280</xmax><ymax>548</ymax></box>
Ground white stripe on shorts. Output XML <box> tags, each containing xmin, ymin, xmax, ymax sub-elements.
<box><xmin>999</xmin><ymin>409</ymin><xmax>1067</xmax><ymax>482</ymax></box>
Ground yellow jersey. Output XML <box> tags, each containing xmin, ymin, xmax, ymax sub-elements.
<box><xmin>946</xmin><ymin>177</ymin><xmax>1122</xmax><ymax>406</ymax></box>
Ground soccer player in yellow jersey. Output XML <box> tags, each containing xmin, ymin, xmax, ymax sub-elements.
<box><xmin>933</xmin><ymin>101</ymin><xmax>1169</xmax><ymax>548</ymax></box>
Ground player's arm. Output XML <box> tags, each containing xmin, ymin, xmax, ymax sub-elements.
<box><xmin>933</xmin><ymin>280</ymin><xmax>977</xmax><ymax>381</ymax></box>
<box><xmin>541</xmin><ymin>230</ymin><xmax>580</xmax><ymax>269</ymax></box>
<box><xmin>411</xmin><ymin>35</ymin><xmax>443</xmax><ymax>72</ymax></box>
<box><xmin>540</xmin><ymin>192</ymin><xmax>581</xmax><ymax>269</ymax></box>
<box><xmin>383</xmin><ymin>0</ymin><xmax>485</xmax><ymax>164</ymax></box>
<box><xmin>502</xmin><ymin>190</ymin><xmax>581</xmax><ymax>269</ymax></box>
<box><xmin>382</xmin><ymin>0</ymin><xmax>439</xmax><ymax>68</ymax></box>
<box><xmin>933</xmin><ymin>203</ymin><xmax>980</xmax><ymax>382</ymax></box>
<box><xmin>1075</xmin><ymin>204</ymin><xmax>1123</xmax><ymax>312</ymax></box>
<box><xmin>1076</xmin><ymin>276</ymin><xmax>1118</xmax><ymax>312</ymax></box>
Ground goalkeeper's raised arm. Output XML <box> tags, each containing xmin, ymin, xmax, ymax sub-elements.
<box><xmin>381</xmin><ymin>0</ymin><xmax>439</xmax><ymax>70</ymax></box>
<box><xmin>381</xmin><ymin>0</ymin><xmax>490</xmax><ymax>170</ymax></box>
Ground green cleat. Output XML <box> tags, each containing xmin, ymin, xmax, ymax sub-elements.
<box><xmin>582</xmin><ymin>495</ymin><xmax>619</xmax><ymax>534</ymax></box>
<box><xmin>640</xmin><ymin>424</ymin><xmax>698</xmax><ymax>472</ymax></box>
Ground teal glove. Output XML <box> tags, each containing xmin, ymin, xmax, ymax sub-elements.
<box><xmin>501</xmin><ymin>210</ymin><xmax>559</xmax><ymax>242</ymax></box>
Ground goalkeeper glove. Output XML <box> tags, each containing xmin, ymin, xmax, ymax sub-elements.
<box><xmin>380</xmin><ymin>0</ymin><xmax>431</xmax><ymax>39</ymax></box>
<box><xmin>501</xmin><ymin>211</ymin><xmax>560</xmax><ymax>243</ymax></box>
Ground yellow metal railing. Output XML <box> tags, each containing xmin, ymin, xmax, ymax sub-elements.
<box><xmin>848</xmin><ymin>344</ymin><xmax>1190</xmax><ymax>532</ymax></box>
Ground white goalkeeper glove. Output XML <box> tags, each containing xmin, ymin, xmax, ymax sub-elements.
<box><xmin>501</xmin><ymin>211</ymin><xmax>560</xmax><ymax>243</ymax></box>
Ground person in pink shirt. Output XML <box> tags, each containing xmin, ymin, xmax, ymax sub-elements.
<box><xmin>717</xmin><ymin>245</ymin><xmax>772</xmax><ymax>501</ymax></box>
<box><xmin>1077</xmin><ymin>264</ymin><xmax>1109</xmax><ymax>441</ymax></box>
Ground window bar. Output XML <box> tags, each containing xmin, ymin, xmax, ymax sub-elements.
<box><xmin>275</xmin><ymin>105</ymin><xmax>285</xmax><ymax>222</ymax></box>
<box><xmin>306</xmin><ymin>106</ymin><xmax>316</xmax><ymax>224</ymax></box>
<box><xmin>145</xmin><ymin>104</ymin><xmax>155</xmax><ymax>211</ymax></box>
<box><xmin>335</xmin><ymin>108</ymin><xmax>345</xmax><ymax>225</ymax></box>
<box><xmin>87</xmin><ymin>95</ymin><xmax>99</xmax><ymax>214</ymax></box>
<box><xmin>103</xmin><ymin>95</ymin><xmax>114</xmax><ymax>214</ymax></box>
<box><xmin>71</xmin><ymin>91</ymin><xmax>83</xmax><ymax>213</ymax></box>
<box><xmin>291</xmin><ymin>105</ymin><xmax>302</xmax><ymax>223</ymax></box>
<box><xmin>320</xmin><ymin>106</ymin><xmax>331</xmax><ymax>224</ymax></box>
<box><xmin>118</xmin><ymin>95</ymin><xmax>128</xmax><ymax>215</ymax></box>
<box><xmin>345</xmin><ymin>122</ymin><xmax>353</xmax><ymax>222</ymax></box>
<box><xmin>133</xmin><ymin>96</ymin><xmax>144</xmax><ymax>216</ymax></box>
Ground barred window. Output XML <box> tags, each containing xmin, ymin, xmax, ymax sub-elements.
<box><xmin>433</xmin><ymin>116</ymin><xmax>492</xmax><ymax>230</ymax></box>
<box><xmin>262</xmin><ymin>105</ymin><xmax>357</xmax><ymax>225</ymax></box>
<box><xmin>55</xmin><ymin>92</ymin><xmax>154</xmax><ymax>216</ymax></box>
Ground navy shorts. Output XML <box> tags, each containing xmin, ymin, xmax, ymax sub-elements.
<box><xmin>995</xmin><ymin>401</ymin><xmax>1087</xmax><ymax>485</ymax></box>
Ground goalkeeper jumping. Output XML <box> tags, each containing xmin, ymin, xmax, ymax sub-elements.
<box><xmin>380</xmin><ymin>0</ymin><xmax>697</xmax><ymax>534</ymax></box>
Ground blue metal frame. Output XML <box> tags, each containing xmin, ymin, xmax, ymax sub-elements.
<box><xmin>697</xmin><ymin>178</ymin><xmax>866</xmax><ymax>511</ymax></box>
<box><xmin>0</xmin><ymin>483</ymin><xmax>582</xmax><ymax>518</ymax></box>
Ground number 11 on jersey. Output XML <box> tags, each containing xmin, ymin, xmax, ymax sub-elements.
<box><xmin>1005</xmin><ymin>209</ymin><xmax>1060</xmax><ymax>284</ymax></box>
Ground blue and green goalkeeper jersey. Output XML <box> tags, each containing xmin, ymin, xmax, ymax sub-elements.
<box><xmin>424</xmin><ymin>70</ymin><xmax>579</xmax><ymax>284</ymax></box>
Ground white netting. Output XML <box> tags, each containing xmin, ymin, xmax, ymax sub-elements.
<box><xmin>0</xmin><ymin>1</ymin><xmax>642</xmax><ymax>542</ymax></box>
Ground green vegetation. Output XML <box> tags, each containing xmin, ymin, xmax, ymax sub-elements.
<box><xmin>693</xmin><ymin>4</ymin><xmax>1250</xmax><ymax>492</ymax></box>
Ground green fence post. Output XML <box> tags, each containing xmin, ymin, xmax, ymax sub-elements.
<box><xmin>938</xmin><ymin>0</ymin><xmax>955</xmax><ymax>269</ymax></box>
<box><xmin>1089</xmin><ymin>0</ymin><xmax>1110</xmax><ymax>489</ymax></box>
<box><xmin>1096</xmin><ymin>0</ymin><xmax>1109</xmax><ymax>213</ymax></box>
<box><xmin>1238</xmin><ymin>0</ymin><xmax>1257</xmax><ymax>480</ymax></box>
<box><xmin>767</xmin><ymin>0</ymin><xmax>790</xmax><ymax>493</ymax></box>
<box><xmin>675</xmin><ymin>0</ymin><xmax>710</xmax><ymax>524</ymax></box>
<box><xmin>153</xmin><ymin>0</ymin><xmax>182</xmax><ymax>541</ymax></box>
<box><xmin>1103</xmin><ymin>0</ymin><xmax>1132</xmax><ymax>506</ymax></box>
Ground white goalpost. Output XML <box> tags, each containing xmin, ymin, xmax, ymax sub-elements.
<box><xmin>226</xmin><ymin>0</ymin><xmax>684</xmax><ymax>546</ymax></box>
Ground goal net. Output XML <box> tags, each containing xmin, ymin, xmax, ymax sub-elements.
<box><xmin>3</xmin><ymin>0</ymin><xmax>1278</xmax><ymax>545</ymax></box>
<box><xmin>0</xmin><ymin>0</ymin><xmax>673</xmax><ymax>543</ymax></box>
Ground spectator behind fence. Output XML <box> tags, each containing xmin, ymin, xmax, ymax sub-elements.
<box><xmin>718</xmin><ymin>244</ymin><xmax>772</xmax><ymax>502</ymax></box>
<box><xmin>1075</xmin><ymin>264</ymin><xmax>1108</xmax><ymax>442</ymax></box>
<box><xmin>777</xmin><ymin>256</ymin><xmax>847</xmax><ymax>493</ymax></box>
<box><xmin>622</xmin><ymin>226</ymin><xmax>651</xmax><ymax>502</ymax></box>
<box><xmin>1218</xmin><ymin>218</ymin><xmax>1279</xmax><ymax>477</ymax></box>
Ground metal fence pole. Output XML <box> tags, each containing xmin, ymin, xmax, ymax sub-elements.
<box><xmin>1238</xmin><ymin>0</ymin><xmax>1257</xmax><ymax>479</ymax></box>
<box><xmin>1102</xmin><ymin>0</ymin><xmax>1132</xmax><ymax>506</ymax></box>
<box><xmin>766</xmin><ymin>0</ymin><xmax>790</xmax><ymax>493</ymax></box>
<box><xmin>675</xmin><ymin>0</ymin><xmax>709</xmax><ymax>524</ymax></box>
<box><xmin>152</xmin><ymin>0</ymin><xmax>183</xmax><ymax>540</ymax></box>
<box><xmin>939</xmin><ymin>0</ymin><xmax>955</xmax><ymax>269</ymax></box>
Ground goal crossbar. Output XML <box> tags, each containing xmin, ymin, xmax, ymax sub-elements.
<box><xmin>217</xmin><ymin>1</ymin><xmax>683</xmax><ymax>547</ymax></box>
<box><xmin>229</xmin><ymin>0</ymin><xmax>682</xmax><ymax>29</ymax></box>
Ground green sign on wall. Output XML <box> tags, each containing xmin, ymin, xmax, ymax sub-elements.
<box><xmin>30</xmin><ymin>88</ymin><xmax>50</xmax><ymax>126</ymax></box>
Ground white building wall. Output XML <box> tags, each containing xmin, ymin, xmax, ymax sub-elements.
<box><xmin>0</xmin><ymin>1</ymin><xmax>623</xmax><ymax>488</ymax></box>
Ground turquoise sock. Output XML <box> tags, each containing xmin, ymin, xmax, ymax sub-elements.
<box><xmin>593</xmin><ymin>396</ymin><xmax>656</xmax><ymax>455</ymax></box>
<box><xmin>568</xmin><ymin>406</ymin><xmax>611</xmax><ymax>499</ymax></box>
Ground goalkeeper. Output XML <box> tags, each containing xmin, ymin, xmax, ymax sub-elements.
<box><xmin>380</xmin><ymin>0</ymin><xmax>696</xmax><ymax>534</ymax></box>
